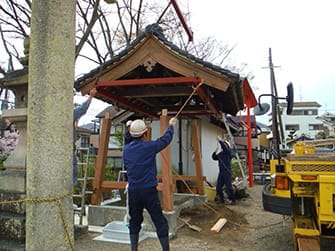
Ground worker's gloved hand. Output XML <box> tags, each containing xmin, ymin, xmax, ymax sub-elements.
<box><xmin>89</xmin><ymin>87</ymin><xmax>97</xmax><ymax>99</ymax></box>
<box><xmin>217</xmin><ymin>135</ymin><xmax>222</xmax><ymax>141</ymax></box>
<box><xmin>169</xmin><ymin>117</ymin><xmax>177</xmax><ymax>126</ymax></box>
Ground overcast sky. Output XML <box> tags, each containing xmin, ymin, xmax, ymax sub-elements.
<box><xmin>189</xmin><ymin>0</ymin><xmax>335</xmax><ymax>116</ymax></box>
<box><xmin>78</xmin><ymin>0</ymin><xmax>335</xmax><ymax>125</ymax></box>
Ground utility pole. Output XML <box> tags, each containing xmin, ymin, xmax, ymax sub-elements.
<box><xmin>268</xmin><ymin>48</ymin><xmax>284</xmax><ymax>160</ymax></box>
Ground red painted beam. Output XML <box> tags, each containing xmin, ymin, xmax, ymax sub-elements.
<box><xmin>196</xmin><ymin>85</ymin><xmax>220</xmax><ymax>115</ymax></box>
<box><xmin>247</xmin><ymin>106</ymin><xmax>253</xmax><ymax>187</ymax></box>
<box><xmin>168</xmin><ymin>111</ymin><xmax>214</xmax><ymax>117</ymax></box>
<box><xmin>170</xmin><ymin>0</ymin><xmax>193</xmax><ymax>42</ymax></box>
<box><xmin>97</xmin><ymin>88</ymin><xmax>159</xmax><ymax>118</ymax></box>
<box><xmin>96</xmin><ymin>76</ymin><xmax>201</xmax><ymax>87</ymax></box>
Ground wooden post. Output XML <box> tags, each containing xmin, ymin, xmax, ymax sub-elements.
<box><xmin>91</xmin><ymin>113</ymin><xmax>111</xmax><ymax>205</ymax></box>
<box><xmin>160</xmin><ymin>109</ymin><xmax>173</xmax><ymax>212</ymax></box>
<box><xmin>191</xmin><ymin>120</ymin><xmax>205</xmax><ymax>195</ymax></box>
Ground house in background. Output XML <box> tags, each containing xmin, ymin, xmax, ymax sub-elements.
<box><xmin>75</xmin><ymin>126</ymin><xmax>94</xmax><ymax>149</ymax></box>
<box><xmin>280</xmin><ymin>101</ymin><xmax>323</xmax><ymax>140</ymax></box>
<box><xmin>316</xmin><ymin>112</ymin><xmax>335</xmax><ymax>138</ymax></box>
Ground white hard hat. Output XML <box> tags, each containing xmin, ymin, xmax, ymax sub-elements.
<box><xmin>126</xmin><ymin>120</ymin><xmax>133</xmax><ymax>127</ymax></box>
<box><xmin>130</xmin><ymin>119</ymin><xmax>147</xmax><ymax>137</ymax></box>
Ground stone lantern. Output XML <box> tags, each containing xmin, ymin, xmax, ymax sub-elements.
<box><xmin>0</xmin><ymin>38</ymin><xmax>29</xmax><ymax>249</ymax></box>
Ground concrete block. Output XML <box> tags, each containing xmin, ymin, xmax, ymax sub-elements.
<box><xmin>0</xmin><ymin>191</ymin><xmax>26</xmax><ymax>214</ymax></box>
<box><xmin>74</xmin><ymin>224</ymin><xmax>88</xmax><ymax>240</ymax></box>
<box><xmin>0</xmin><ymin>169</ymin><xmax>26</xmax><ymax>192</ymax></box>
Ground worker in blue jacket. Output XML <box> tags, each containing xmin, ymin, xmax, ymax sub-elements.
<box><xmin>212</xmin><ymin>135</ymin><xmax>236</xmax><ymax>205</ymax></box>
<box><xmin>123</xmin><ymin>117</ymin><xmax>177</xmax><ymax>251</ymax></box>
<box><xmin>72</xmin><ymin>87</ymin><xmax>97</xmax><ymax>186</ymax></box>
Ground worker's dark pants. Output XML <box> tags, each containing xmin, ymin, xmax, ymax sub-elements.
<box><xmin>216</xmin><ymin>171</ymin><xmax>235</xmax><ymax>202</ymax></box>
<box><xmin>128</xmin><ymin>186</ymin><xmax>169</xmax><ymax>250</ymax></box>
<box><xmin>72</xmin><ymin>151</ymin><xmax>78</xmax><ymax>186</ymax></box>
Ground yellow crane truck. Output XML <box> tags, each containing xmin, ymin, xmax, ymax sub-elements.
<box><xmin>256</xmin><ymin>49</ymin><xmax>335</xmax><ymax>250</ymax></box>
<box><xmin>262</xmin><ymin>139</ymin><xmax>335</xmax><ymax>250</ymax></box>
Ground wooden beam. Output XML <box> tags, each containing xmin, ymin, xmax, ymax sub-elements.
<box><xmin>97</xmin><ymin>88</ymin><xmax>159</xmax><ymax>118</ymax></box>
<box><xmin>196</xmin><ymin>85</ymin><xmax>220</xmax><ymax>115</ymax></box>
<box><xmin>101</xmin><ymin>181</ymin><xmax>128</xmax><ymax>189</ymax></box>
<box><xmin>91</xmin><ymin>113</ymin><xmax>112</xmax><ymax>205</ymax></box>
<box><xmin>116</xmin><ymin>85</ymin><xmax>193</xmax><ymax>97</ymax></box>
<box><xmin>96</xmin><ymin>76</ymin><xmax>200</xmax><ymax>87</ymax></box>
<box><xmin>160</xmin><ymin>109</ymin><xmax>173</xmax><ymax>212</ymax></box>
<box><xmin>210</xmin><ymin>218</ymin><xmax>227</xmax><ymax>233</ymax></box>
<box><xmin>191</xmin><ymin>120</ymin><xmax>205</xmax><ymax>195</ymax></box>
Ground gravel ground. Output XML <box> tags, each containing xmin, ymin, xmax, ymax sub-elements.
<box><xmin>75</xmin><ymin>184</ymin><xmax>293</xmax><ymax>251</ymax></box>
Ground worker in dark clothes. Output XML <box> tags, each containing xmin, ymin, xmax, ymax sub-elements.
<box><xmin>123</xmin><ymin>117</ymin><xmax>177</xmax><ymax>251</ymax></box>
<box><xmin>212</xmin><ymin>135</ymin><xmax>236</xmax><ymax>205</ymax></box>
<box><xmin>72</xmin><ymin>87</ymin><xmax>97</xmax><ymax>186</ymax></box>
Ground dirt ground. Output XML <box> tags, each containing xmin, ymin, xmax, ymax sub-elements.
<box><xmin>75</xmin><ymin>184</ymin><xmax>294</xmax><ymax>251</ymax></box>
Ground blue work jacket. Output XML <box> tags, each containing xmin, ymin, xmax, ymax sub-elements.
<box><xmin>123</xmin><ymin>125</ymin><xmax>174</xmax><ymax>189</ymax></box>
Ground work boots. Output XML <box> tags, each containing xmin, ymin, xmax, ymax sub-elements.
<box><xmin>159</xmin><ymin>236</ymin><xmax>170</xmax><ymax>251</ymax></box>
<box><xmin>130</xmin><ymin>234</ymin><xmax>139</xmax><ymax>251</ymax></box>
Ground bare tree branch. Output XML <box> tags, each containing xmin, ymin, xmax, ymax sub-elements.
<box><xmin>0</xmin><ymin>0</ymin><xmax>244</xmax><ymax>79</ymax></box>
<box><xmin>75</xmin><ymin>0</ymin><xmax>101</xmax><ymax>58</ymax></box>
<box><xmin>0</xmin><ymin>24</ymin><xmax>14</xmax><ymax>71</ymax></box>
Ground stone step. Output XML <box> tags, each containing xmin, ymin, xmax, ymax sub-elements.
<box><xmin>0</xmin><ymin>191</ymin><xmax>26</xmax><ymax>215</ymax></box>
<box><xmin>0</xmin><ymin>169</ymin><xmax>26</xmax><ymax>193</ymax></box>
<box><xmin>0</xmin><ymin>240</ymin><xmax>25</xmax><ymax>251</ymax></box>
<box><xmin>0</xmin><ymin>212</ymin><xmax>25</xmax><ymax>242</ymax></box>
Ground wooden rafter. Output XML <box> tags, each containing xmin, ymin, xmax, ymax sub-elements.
<box><xmin>196</xmin><ymin>85</ymin><xmax>220</xmax><ymax>115</ymax></box>
<box><xmin>115</xmin><ymin>85</ymin><xmax>193</xmax><ymax>97</ymax></box>
<box><xmin>96</xmin><ymin>76</ymin><xmax>201</xmax><ymax>87</ymax></box>
<box><xmin>97</xmin><ymin>88</ymin><xmax>158</xmax><ymax>118</ymax></box>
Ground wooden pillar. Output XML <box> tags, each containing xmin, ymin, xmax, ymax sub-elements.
<box><xmin>191</xmin><ymin>120</ymin><xmax>205</xmax><ymax>195</ymax></box>
<box><xmin>144</xmin><ymin>121</ymin><xmax>152</xmax><ymax>141</ymax></box>
<box><xmin>160</xmin><ymin>109</ymin><xmax>173</xmax><ymax>212</ymax></box>
<box><xmin>91</xmin><ymin>113</ymin><xmax>111</xmax><ymax>205</ymax></box>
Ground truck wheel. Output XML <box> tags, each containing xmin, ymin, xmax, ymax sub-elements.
<box><xmin>262</xmin><ymin>182</ymin><xmax>291</xmax><ymax>216</ymax></box>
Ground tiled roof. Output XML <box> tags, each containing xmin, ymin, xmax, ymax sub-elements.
<box><xmin>75</xmin><ymin>23</ymin><xmax>239</xmax><ymax>87</ymax></box>
<box><xmin>74</xmin><ymin>23</ymin><xmax>245</xmax><ymax>118</ymax></box>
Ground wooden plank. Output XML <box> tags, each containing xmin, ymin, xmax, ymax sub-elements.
<box><xmin>160</xmin><ymin>109</ymin><xmax>173</xmax><ymax>212</ymax></box>
<box><xmin>96</xmin><ymin>76</ymin><xmax>200</xmax><ymax>87</ymax></box>
<box><xmin>91</xmin><ymin>113</ymin><xmax>112</xmax><ymax>205</ymax></box>
<box><xmin>210</xmin><ymin>218</ymin><xmax>227</xmax><ymax>233</ymax></box>
<box><xmin>296</xmin><ymin>237</ymin><xmax>319</xmax><ymax>251</ymax></box>
<box><xmin>191</xmin><ymin>120</ymin><xmax>205</xmax><ymax>195</ymax></box>
<box><xmin>101</xmin><ymin>181</ymin><xmax>127</xmax><ymax>189</ymax></box>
